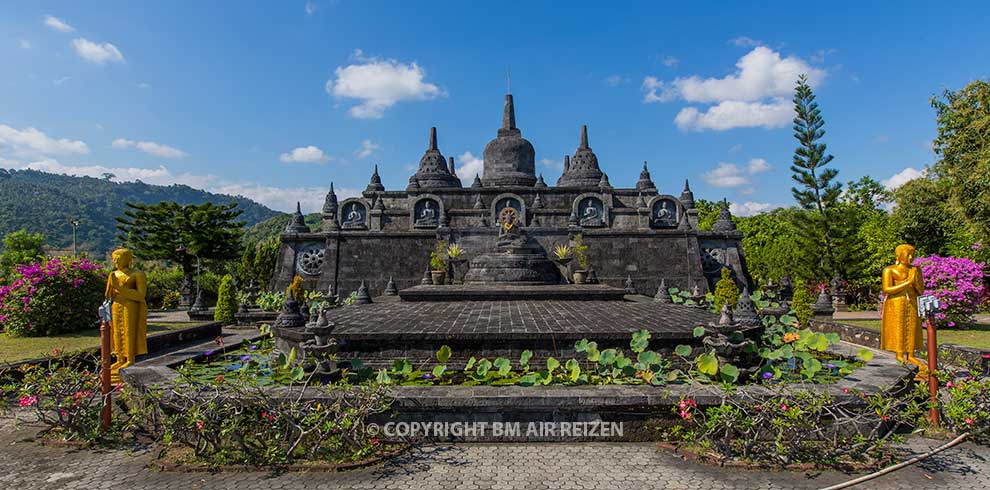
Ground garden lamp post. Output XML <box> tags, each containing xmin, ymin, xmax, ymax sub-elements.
<box><xmin>918</xmin><ymin>295</ymin><xmax>941</xmax><ymax>427</ymax></box>
<box><xmin>69</xmin><ymin>218</ymin><xmax>80</xmax><ymax>256</ymax></box>
<box><xmin>97</xmin><ymin>301</ymin><xmax>112</xmax><ymax>431</ymax></box>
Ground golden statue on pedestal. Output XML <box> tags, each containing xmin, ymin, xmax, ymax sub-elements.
<box><xmin>105</xmin><ymin>248</ymin><xmax>148</xmax><ymax>383</ymax></box>
<box><xmin>880</xmin><ymin>244</ymin><xmax>925</xmax><ymax>371</ymax></box>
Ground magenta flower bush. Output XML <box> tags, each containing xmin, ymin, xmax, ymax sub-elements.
<box><xmin>0</xmin><ymin>258</ymin><xmax>105</xmax><ymax>337</ymax></box>
<box><xmin>913</xmin><ymin>255</ymin><xmax>986</xmax><ymax>328</ymax></box>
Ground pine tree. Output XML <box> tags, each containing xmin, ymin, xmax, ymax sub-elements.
<box><xmin>790</xmin><ymin>74</ymin><xmax>842</xmax><ymax>280</ymax></box>
<box><xmin>116</xmin><ymin>201</ymin><xmax>245</xmax><ymax>305</ymax></box>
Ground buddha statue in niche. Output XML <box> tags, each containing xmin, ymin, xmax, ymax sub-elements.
<box><xmin>415</xmin><ymin>200</ymin><xmax>439</xmax><ymax>227</ymax></box>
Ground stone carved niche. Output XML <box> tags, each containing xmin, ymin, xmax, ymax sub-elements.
<box><xmin>573</xmin><ymin>194</ymin><xmax>607</xmax><ymax>228</ymax></box>
<box><xmin>340</xmin><ymin>199</ymin><xmax>368</xmax><ymax>230</ymax></box>
<box><xmin>491</xmin><ymin>194</ymin><xmax>525</xmax><ymax>227</ymax></box>
<box><xmin>296</xmin><ymin>243</ymin><xmax>326</xmax><ymax>276</ymax></box>
<box><xmin>648</xmin><ymin>196</ymin><xmax>681</xmax><ymax>229</ymax></box>
<box><xmin>701</xmin><ymin>247</ymin><xmax>725</xmax><ymax>274</ymax></box>
<box><xmin>411</xmin><ymin>195</ymin><xmax>443</xmax><ymax>229</ymax></box>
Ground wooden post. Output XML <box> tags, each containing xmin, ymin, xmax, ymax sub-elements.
<box><xmin>100</xmin><ymin>318</ymin><xmax>112</xmax><ymax>431</ymax></box>
<box><xmin>925</xmin><ymin>316</ymin><xmax>939</xmax><ymax>427</ymax></box>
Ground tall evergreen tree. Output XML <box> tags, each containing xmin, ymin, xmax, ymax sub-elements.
<box><xmin>790</xmin><ymin>74</ymin><xmax>843</xmax><ymax>281</ymax></box>
<box><xmin>116</xmin><ymin>201</ymin><xmax>244</xmax><ymax>306</ymax></box>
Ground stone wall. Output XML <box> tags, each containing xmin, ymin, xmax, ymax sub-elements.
<box><xmin>274</xmin><ymin>185</ymin><xmax>750</xmax><ymax>297</ymax></box>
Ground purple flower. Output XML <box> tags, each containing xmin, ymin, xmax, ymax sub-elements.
<box><xmin>249</xmin><ymin>345</ymin><xmax>258</xmax><ymax>351</ymax></box>
<box><xmin>204</xmin><ymin>350</ymin><xmax>215</xmax><ymax>356</ymax></box>
<box><xmin>762</xmin><ymin>372</ymin><xmax>773</xmax><ymax>379</ymax></box>
<box><xmin>826</xmin><ymin>363</ymin><xmax>836</xmax><ymax>369</ymax></box>
<box><xmin>240</xmin><ymin>355</ymin><xmax>251</xmax><ymax>362</ymax></box>
<box><xmin>422</xmin><ymin>373</ymin><xmax>433</xmax><ymax>379</ymax></box>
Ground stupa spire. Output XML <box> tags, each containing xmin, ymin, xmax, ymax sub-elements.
<box><xmin>579</xmin><ymin>125</ymin><xmax>589</xmax><ymax>149</ymax></box>
<box><xmin>429</xmin><ymin>126</ymin><xmax>438</xmax><ymax>150</ymax></box>
<box><xmin>502</xmin><ymin>94</ymin><xmax>516</xmax><ymax>130</ymax></box>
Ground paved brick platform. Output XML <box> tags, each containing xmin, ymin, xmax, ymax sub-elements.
<box><xmin>328</xmin><ymin>301</ymin><xmax>715</xmax><ymax>341</ymax></box>
<box><xmin>1</xmin><ymin>418</ymin><xmax>988</xmax><ymax>490</ymax></box>
<box><xmin>398</xmin><ymin>284</ymin><xmax>629</xmax><ymax>301</ymax></box>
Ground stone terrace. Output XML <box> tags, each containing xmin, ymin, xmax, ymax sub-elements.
<box><xmin>328</xmin><ymin>300</ymin><xmax>714</xmax><ymax>341</ymax></box>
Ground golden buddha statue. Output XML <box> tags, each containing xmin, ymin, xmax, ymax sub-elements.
<box><xmin>880</xmin><ymin>244</ymin><xmax>925</xmax><ymax>371</ymax></box>
<box><xmin>104</xmin><ymin>248</ymin><xmax>148</xmax><ymax>383</ymax></box>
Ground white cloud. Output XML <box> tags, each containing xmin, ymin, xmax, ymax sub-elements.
<box><xmin>11</xmin><ymin>158</ymin><xmax>357</xmax><ymax>213</ymax></box>
<box><xmin>44</xmin><ymin>15</ymin><xmax>74</xmax><ymax>33</ymax></box>
<box><xmin>326</xmin><ymin>49</ymin><xmax>444</xmax><ymax>119</ymax></box>
<box><xmin>644</xmin><ymin>46</ymin><xmax>825</xmax><ymax>131</ymax></box>
<box><xmin>882</xmin><ymin>167</ymin><xmax>926</xmax><ymax>190</ymax></box>
<box><xmin>604</xmin><ymin>75</ymin><xmax>627</xmax><ymax>87</ymax></box>
<box><xmin>809</xmin><ymin>48</ymin><xmax>836</xmax><ymax>64</ymax></box>
<box><xmin>540</xmin><ymin>157</ymin><xmax>564</xmax><ymax>171</ymax></box>
<box><xmin>730</xmin><ymin>201</ymin><xmax>778</xmax><ymax>216</ymax></box>
<box><xmin>730</xmin><ymin>36</ymin><xmax>760</xmax><ymax>47</ymax></box>
<box><xmin>211</xmin><ymin>182</ymin><xmax>359</xmax><ymax>214</ymax></box>
<box><xmin>280</xmin><ymin>145</ymin><xmax>329</xmax><ymax>163</ymax></box>
<box><xmin>71</xmin><ymin>38</ymin><xmax>124</xmax><ymax>64</ymax></box>
<box><xmin>18</xmin><ymin>39</ymin><xmax>31</xmax><ymax>49</ymax></box>
<box><xmin>703</xmin><ymin>162</ymin><xmax>750</xmax><ymax>188</ymax></box>
<box><xmin>454</xmin><ymin>151</ymin><xmax>484</xmax><ymax>185</ymax></box>
<box><xmin>0</xmin><ymin>124</ymin><xmax>89</xmax><ymax>158</ymax></box>
<box><xmin>305</xmin><ymin>1</ymin><xmax>317</xmax><ymax>15</ymax></box>
<box><xmin>19</xmin><ymin>158</ymin><xmax>215</xmax><ymax>189</ymax></box>
<box><xmin>746</xmin><ymin>158</ymin><xmax>771</xmax><ymax>173</ymax></box>
<box><xmin>702</xmin><ymin>158</ymin><xmax>772</xmax><ymax>188</ymax></box>
<box><xmin>728</xmin><ymin>144</ymin><xmax>743</xmax><ymax>154</ymax></box>
<box><xmin>112</xmin><ymin>138</ymin><xmax>187</xmax><ymax>159</ymax></box>
<box><xmin>662</xmin><ymin>55</ymin><xmax>679</xmax><ymax>67</ymax></box>
<box><xmin>674</xmin><ymin>101</ymin><xmax>794</xmax><ymax>131</ymax></box>
<box><xmin>354</xmin><ymin>139</ymin><xmax>381</xmax><ymax>159</ymax></box>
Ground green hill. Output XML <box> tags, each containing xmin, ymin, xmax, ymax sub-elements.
<box><xmin>0</xmin><ymin>168</ymin><xmax>281</xmax><ymax>254</ymax></box>
<box><xmin>243</xmin><ymin>212</ymin><xmax>321</xmax><ymax>244</ymax></box>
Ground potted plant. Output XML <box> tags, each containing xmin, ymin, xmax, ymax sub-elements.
<box><xmin>446</xmin><ymin>243</ymin><xmax>468</xmax><ymax>284</ymax></box>
<box><xmin>571</xmin><ymin>235</ymin><xmax>591</xmax><ymax>284</ymax></box>
<box><xmin>430</xmin><ymin>240</ymin><xmax>448</xmax><ymax>285</ymax></box>
<box><xmin>551</xmin><ymin>244</ymin><xmax>573</xmax><ymax>283</ymax></box>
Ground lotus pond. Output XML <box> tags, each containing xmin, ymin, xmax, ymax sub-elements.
<box><xmin>176</xmin><ymin>326</ymin><xmax>867</xmax><ymax>388</ymax></box>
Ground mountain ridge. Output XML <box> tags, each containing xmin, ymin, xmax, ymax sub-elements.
<box><xmin>0</xmin><ymin>168</ymin><xmax>283</xmax><ymax>254</ymax></box>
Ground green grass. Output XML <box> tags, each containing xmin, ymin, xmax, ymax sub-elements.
<box><xmin>0</xmin><ymin>322</ymin><xmax>207</xmax><ymax>363</ymax></box>
<box><xmin>842</xmin><ymin>320</ymin><xmax>990</xmax><ymax>350</ymax></box>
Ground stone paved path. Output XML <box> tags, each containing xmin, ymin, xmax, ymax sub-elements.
<box><xmin>1</xmin><ymin>419</ymin><xmax>988</xmax><ymax>489</ymax></box>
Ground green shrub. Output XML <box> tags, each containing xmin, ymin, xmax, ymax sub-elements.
<box><xmin>0</xmin><ymin>258</ymin><xmax>105</xmax><ymax>337</ymax></box>
<box><xmin>711</xmin><ymin>268</ymin><xmax>739</xmax><ymax>312</ymax></box>
<box><xmin>791</xmin><ymin>279</ymin><xmax>814</xmax><ymax>326</ymax></box>
<box><xmin>146</xmin><ymin>267</ymin><xmax>183</xmax><ymax>308</ymax></box>
<box><xmin>572</xmin><ymin>234</ymin><xmax>590</xmax><ymax>270</ymax></box>
<box><xmin>0</xmin><ymin>229</ymin><xmax>45</xmax><ymax>277</ymax></box>
<box><xmin>429</xmin><ymin>240</ymin><xmax>448</xmax><ymax>271</ymax></box>
<box><xmin>198</xmin><ymin>270</ymin><xmax>222</xmax><ymax>298</ymax></box>
<box><xmin>256</xmin><ymin>291</ymin><xmax>285</xmax><ymax>312</ymax></box>
<box><xmin>161</xmin><ymin>291</ymin><xmax>181</xmax><ymax>310</ymax></box>
<box><xmin>213</xmin><ymin>274</ymin><xmax>238</xmax><ymax>324</ymax></box>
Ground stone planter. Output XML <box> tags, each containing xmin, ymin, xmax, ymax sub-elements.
<box><xmin>449</xmin><ymin>259</ymin><xmax>468</xmax><ymax>284</ymax></box>
<box><xmin>572</xmin><ymin>270</ymin><xmax>588</xmax><ymax>284</ymax></box>
<box><xmin>431</xmin><ymin>271</ymin><xmax>446</xmax><ymax>285</ymax></box>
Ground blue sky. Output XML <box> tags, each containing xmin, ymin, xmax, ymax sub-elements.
<box><xmin>2</xmin><ymin>1</ymin><xmax>988</xmax><ymax>214</ymax></box>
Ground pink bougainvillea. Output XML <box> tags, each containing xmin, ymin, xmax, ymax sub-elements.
<box><xmin>913</xmin><ymin>255</ymin><xmax>986</xmax><ymax>328</ymax></box>
<box><xmin>0</xmin><ymin>258</ymin><xmax>105</xmax><ymax>337</ymax></box>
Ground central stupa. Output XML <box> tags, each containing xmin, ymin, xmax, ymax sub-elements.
<box><xmin>481</xmin><ymin>93</ymin><xmax>537</xmax><ymax>187</ymax></box>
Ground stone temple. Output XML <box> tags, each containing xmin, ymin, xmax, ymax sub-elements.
<box><xmin>273</xmin><ymin>91</ymin><xmax>750</xmax><ymax>296</ymax></box>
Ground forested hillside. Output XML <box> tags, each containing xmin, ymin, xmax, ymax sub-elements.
<box><xmin>0</xmin><ymin>168</ymin><xmax>280</xmax><ymax>254</ymax></box>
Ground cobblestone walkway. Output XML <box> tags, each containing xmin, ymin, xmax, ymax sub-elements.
<box><xmin>1</xmin><ymin>420</ymin><xmax>988</xmax><ymax>489</ymax></box>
